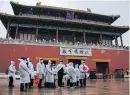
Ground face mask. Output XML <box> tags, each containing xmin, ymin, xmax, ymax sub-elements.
<box><xmin>60</xmin><ymin>62</ymin><xmax>63</xmax><ymax>64</ymax></box>
<box><xmin>49</xmin><ymin>62</ymin><xmax>51</xmax><ymax>65</ymax></box>
<box><xmin>75</xmin><ymin>65</ymin><xmax>78</xmax><ymax>68</ymax></box>
<box><xmin>40</xmin><ymin>60</ymin><xmax>43</xmax><ymax>63</ymax></box>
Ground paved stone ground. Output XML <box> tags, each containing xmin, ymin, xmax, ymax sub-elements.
<box><xmin>0</xmin><ymin>78</ymin><xmax>129</xmax><ymax>95</ymax></box>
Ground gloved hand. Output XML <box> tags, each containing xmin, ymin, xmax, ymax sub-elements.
<box><xmin>63</xmin><ymin>73</ymin><xmax>66</xmax><ymax>75</ymax></box>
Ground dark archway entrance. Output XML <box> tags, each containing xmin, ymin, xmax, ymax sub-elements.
<box><xmin>96</xmin><ymin>62</ymin><xmax>109</xmax><ymax>74</ymax></box>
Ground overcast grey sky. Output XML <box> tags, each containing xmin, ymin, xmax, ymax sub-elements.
<box><xmin>0</xmin><ymin>0</ymin><xmax>129</xmax><ymax>46</ymax></box>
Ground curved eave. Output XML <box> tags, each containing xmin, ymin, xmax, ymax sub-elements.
<box><xmin>0</xmin><ymin>13</ymin><xmax>129</xmax><ymax>34</ymax></box>
<box><xmin>10</xmin><ymin>1</ymin><xmax>120</xmax><ymax>24</ymax></box>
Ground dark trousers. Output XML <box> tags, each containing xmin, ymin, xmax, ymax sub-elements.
<box><xmin>67</xmin><ymin>79</ymin><xmax>70</xmax><ymax>86</ymax></box>
<box><xmin>38</xmin><ymin>79</ymin><xmax>42</xmax><ymax>88</ymax></box>
<box><xmin>44</xmin><ymin>82</ymin><xmax>47</xmax><ymax>87</ymax></box>
<box><xmin>20</xmin><ymin>83</ymin><xmax>24</xmax><ymax>91</ymax></box>
<box><xmin>84</xmin><ymin>75</ymin><xmax>86</xmax><ymax>87</ymax></box>
<box><xmin>75</xmin><ymin>81</ymin><xmax>79</xmax><ymax>87</ymax></box>
<box><xmin>8</xmin><ymin>77</ymin><xmax>13</xmax><ymax>87</ymax></box>
<box><xmin>20</xmin><ymin>83</ymin><xmax>29</xmax><ymax>91</ymax></box>
<box><xmin>25</xmin><ymin>83</ymin><xmax>28</xmax><ymax>89</ymax></box>
<box><xmin>29</xmin><ymin>75</ymin><xmax>33</xmax><ymax>88</ymax></box>
<box><xmin>30</xmin><ymin>79</ymin><xmax>34</xmax><ymax>87</ymax></box>
<box><xmin>70</xmin><ymin>83</ymin><xmax>74</xmax><ymax>87</ymax></box>
<box><xmin>53</xmin><ymin>81</ymin><xmax>56</xmax><ymax>88</ymax></box>
<box><xmin>46</xmin><ymin>82</ymin><xmax>54</xmax><ymax>88</ymax></box>
<box><xmin>80</xmin><ymin>79</ymin><xmax>84</xmax><ymax>87</ymax></box>
<box><xmin>62</xmin><ymin>82</ymin><xmax>64</xmax><ymax>87</ymax></box>
<box><xmin>58</xmin><ymin>73</ymin><xmax>63</xmax><ymax>87</ymax></box>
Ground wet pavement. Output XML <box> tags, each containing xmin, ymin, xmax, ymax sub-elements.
<box><xmin>0</xmin><ymin>78</ymin><xmax>129</xmax><ymax>95</ymax></box>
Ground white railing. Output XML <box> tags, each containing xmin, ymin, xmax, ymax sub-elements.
<box><xmin>0</xmin><ymin>38</ymin><xmax>129</xmax><ymax>50</ymax></box>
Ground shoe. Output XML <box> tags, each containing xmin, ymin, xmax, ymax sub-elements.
<box><xmin>58</xmin><ymin>87</ymin><xmax>61</xmax><ymax>89</ymax></box>
<box><xmin>70</xmin><ymin>87</ymin><xmax>74</xmax><ymax>89</ymax></box>
<box><xmin>67</xmin><ymin>86</ymin><xmax>70</xmax><ymax>88</ymax></box>
<box><xmin>20</xmin><ymin>89</ymin><xmax>25</xmax><ymax>92</ymax></box>
<box><xmin>24</xmin><ymin>89</ymin><xmax>28</xmax><ymax>91</ymax></box>
<box><xmin>38</xmin><ymin>86</ymin><xmax>43</xmax><ymax>88</ymax></box>
<box><xmin>8</xmin><ymin>86</ymin><xmax>13</xmax><ymax>88</ymax></box>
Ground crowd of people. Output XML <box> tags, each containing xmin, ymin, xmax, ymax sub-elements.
<box><xmin>8</xmin><ymin>57</ymin><xmax>89</xmax><ymax>91</ymax></box>
<box><xmin>0</xmin><ymin>38</ymin><xmax>129</xmax><ymax>50</ymax></box>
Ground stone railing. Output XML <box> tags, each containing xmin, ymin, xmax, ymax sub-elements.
<box><xmin>0</xmin><ymin>38</ymin><xmax>129</xmax><ymax>50</ymax></box>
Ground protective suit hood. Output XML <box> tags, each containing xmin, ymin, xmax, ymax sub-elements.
<box><xmin>10</xmin><ymin>61</ymin><xmax>15</xmax><ymax>65</ymax></box>
<box><xmin>39</xmin><ymin>58</ymin><xmax>43</xmax><ymax>63</ymax></box>
<box><xmin>27</xmin><ymin>58</ymin><xmax>30</xmax><ymax>62</ymax></box>
<box><xmin>67</xmin><ymin>64</ymin><xmax>69</xmax><ymax>67</ymax></box>
<box><xmin>81</xmin><ymin>60</ymin><xmax>85</xmax><ymax>65</ymax></box>
<box><xmin>75</xmin><ymin>64</ymin><xmax>79</xmax><ymax>68</ymax></box>
<box><xmin>18</xmin><ymin>56</ymin><xmax>25</xmax><ymax>62</ymax></box>
<box><xmin>60</xmin><ymin>60</ymin><xmax>63</xmax><ymax>64</ymax></box>
<box><xmin>69</xmin><ymin>62</ymin><xmax>73</xmax><ymax>66</ymax></box>
<box><xmin>48</xmin><ymin>60</ymin><xmax>52</xmax><ymax>65</ymax></box>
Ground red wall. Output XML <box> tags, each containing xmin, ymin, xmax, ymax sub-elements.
<box><xmin>0</xmin><ymin>44</ymin><xmax>129</xmax><ymax>73</ymax></box>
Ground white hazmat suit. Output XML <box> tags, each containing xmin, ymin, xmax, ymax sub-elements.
<box><xmin>36</xmin><ymin>58</ymin><xmax>45</xmax><ymax>88</ymax></box>
<box><xmin>74</xmin><ymin>64</ymin><xmax>80</xmax><ymax>82</ymax></box>
<box><xmin>19</xmin><ymin>59</ymin><xmax>30</xmax><ymax>83</ymax></box>
<box><xmin>27</xmin><ymin>58</ymin><xmax>34</xmax><ymax>88</ymax></box>
<box><xmin>8</xmin><ymin>61</ymin><xmax>16</xmax><ymax>87</ymax></box>
<box><xmin>8</xmin><ymin>61</ymin><xmax>16</xmax><ymax>80</ymax></box>
<box><xmin>45</xmin><ymin>61</ymin><xmax>55</xmax><ymax>82</ymax></box>
<box><xmin>79</xmin><ymin>60</ymin><xmax>89</xmax><ymax>87</ymax></box>
<box><xmin>45</xmin><ymin>60</ymin><xmax>55</xmax><ymax>88</ymax></box>
<box><xmin>67</xmin><ymin>62</ymin><xmax>76</xmax><ymax>88</ymax></box>
<box><xmin>19</xmin><ymin>57</ymin><xmax>30</xmax><ymax>91</ymax></box>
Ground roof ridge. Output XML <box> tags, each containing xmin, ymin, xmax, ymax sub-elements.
<box><xmin>10</xmin><ymin>1</ymin><xmax>120</xmax><ymax>18</ymax></box>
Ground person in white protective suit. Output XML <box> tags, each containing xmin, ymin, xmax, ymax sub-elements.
<box><xmin>8</xmin><ymin>61</ymin><xmax>16</xmax><ymax>87</ymax></box>
<box><xmin>45</xmin><ymin>60</ymin><xmax>55</xmax><ymax>88</ymax></box>
<box><xmin>79</xmin><ymin>60</ymin><xmax>89</xmax><ymax>87</ymax></box>
<box><xmin>27</xmin><ymin>58</ymin><xmax>34</xmax><ymax>88</ymax></box>
<box><xmin>55</xmin><ymin>60</ymin><xmax>66</xmax><ymax>88</ymax></box>
<box><xmin>36</xmin><ymin>58</ymin><xmax>45</xmax><ymax>88</ymax></box>
<box><xmin>66</xmin><ymin>63</ymin><xmax>71</xmax><ymax>87</ymax></box>
<box><xmin>52</xmin><ymin>63</ymin><xmax>57</xmax><ymax>88</ymax></box>
<box><xmin>19</xmin><ymin>57</ymin><xmax>31</xmax><ymax>91</ymax></box>
<box><xmin>74</xmin><ymin>64</ymin><xmax>80</xmax><ymax>87</ymax></box>
<box><xmin>67</xmin><ymin>62</ymin><xmax>76</xmax><ymax>89</ymax></box>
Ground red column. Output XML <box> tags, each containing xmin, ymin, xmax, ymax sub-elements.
<box><xmin>111</xmin><ymin>40</ymin><xmax>113</xmax><ymax>46</ymax></box>
<box><xmin>83</xmin><ymin>31</ymin><xmax>86</xmax><ymax>43</ymax></box>
<box><xmin>6</xmin><ymin>22</ymin><xmax>10</xmax><ymax>38</ymax></box>
<box><xmin>27</xmin><ymin>33</ymin><xmax>28</xmax><ymax>40</ymax></box>
<box><xmin>36</xmin><ymin>26</ymin><xmax>39</xmax><ymax>41</ymax></box>
<box><xmin>56</xmin><ymin>29</ymin><xmax>59</xmax><ymax>42</ymax></box>
<box><xmin>120</xmin><ymin>34</ymin><xmax>123</xmax><ymax>47</ymax></box>
<box><xmin>72</xmin><ymin>12</ymin><xmax>75</xmax><ymax>19</ymax></box>
<box><xmin>63</xmin><ymin>36</ymin><xmax>64</xmax><ymax>42</ymax></box>
<box><xmin>15</xmin><ymin>25</ymin><xmax>18</xmax><ymax>39</ymax></box>
<box><xmin>100</xmin><ymin>33</ymin><xmax>103</xmax><ymax>44</ymax></box>
<box><xmin>115</xmin><ymin>35</ymin><xmax>118</xmax><ymax>46</ymax></box>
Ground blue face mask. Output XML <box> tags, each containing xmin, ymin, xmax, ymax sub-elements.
<box><xmin>40</xmin><ymin>60</ymin><xmax>43</xmax><ymax>63</ymax></box>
